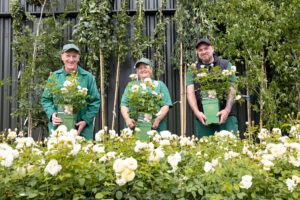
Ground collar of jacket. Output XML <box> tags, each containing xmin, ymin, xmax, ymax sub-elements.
<box><xmin>56</xmin><ymin>66</ymin><xmax>88</xmax><ymax>76</ymax></box>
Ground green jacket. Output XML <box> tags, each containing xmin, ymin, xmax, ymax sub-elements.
<box><xmin>41</xmin><ymin>66</ymin><xmax>100</xmax><ymax>140</ymax></box>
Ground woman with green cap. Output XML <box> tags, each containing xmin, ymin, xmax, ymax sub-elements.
<box><xmin>120</xmin><ymin>58</ymin><xmax>172</xmax><ymax>132</ymax></box>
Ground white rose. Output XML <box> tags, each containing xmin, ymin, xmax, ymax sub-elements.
<box><xmin>240</xmin><ymin>175</ymin><xmax>252</xmax><ymax>189</ymax></box>
<box><xmin>147</xmin><ymin>130</ymin><xmax>157</xmax><ymax>137</ymax></box>
<box><xmin>140</xmin><ymin>83</ymin><xmax>147</xmax><ymax>90</ymax></box>
<box><xmin>144</xmin><ymin>78</ymin><xmax>152</xmax><ymax>85</ymax></box>
<box><xmin>235</xmin><ymin>95</ymin><xmax>242</xmax><ymax>101</ymax></box>
<box><xmin>152</xmin><ymin>81</ymin><xmax>159</xmax><ymax>88</ymax></box>
<box><xmin>121</xmin><ymin>168</ymin><xmax>135</xmax><ymax>182</ymax></box>
<box><xmin>272</xmin><ymin>128</ymin><xmax>282</xmax><ymax>136</ymax></box>
<box><xmin>231</xmin><ymin>65</ymin><xmax>236</xmax><ymax>73</ymax></box>
<box><xmin>160</xmin><ymin>139</ymin><xmax>170</xmax><ymax>146</ymax></box>
<box><xmin>160</xmin><ymin>130</ymin><xmax>172</xmax><ymax>139</ymax></box>
<box><xmin>116</xmin><ymin>178</ymin><xmax>127</xmax><ymax>186</ymax></box>
<box><xmin>113</xmin><ymin>159</ymin><xmax>126</xmax><ymax>173</ymax></box>
<box><xmin>292</xmin><ymin>175</ymin><xmax>300</xmax><ymax>183</ymax></box>
<box><xmin>7</xmin><ymin>130</ymin><xmax>17</xmax><ymax>140</ymax></box>
<box><xmin>92</xmin><ymin>144</ymin><xmax>105</xmax><ymax>153</ymax></box>
<box><xmin>197</xmin><ymin>72</ymin><xmax>207</xmax><ymax>77</ymax></box>
<box><xmin>70</xmin><ymin>144</ymin><xmax>81</xmax><ymax>155</ymax></box>
<box><xmin>261</xmin><ymin>159</ymin><xmax>274</xmax><ymax>170</ymax></box>
<box><xmin>222</xmin><ymin>70</ymin><xmax>230</xmax><ymax>76</ymax></box>
<box><xmin>286</xmin><ymin>178</ymin><xmax>297</xmax><ymax>192</ymax></box>
<box><xmin>131</xmin><ymin>85</ymin><xmax>139</xmax><ymax>93</ymax></box>
<box><xmin>44</xmin><ymin>159</ymin><xmax>62</xmax><ymax>176</ymax></box>
<box><xmin>63</xmin><ymin>80</ymin><xmax>73</xmax><ymax>87</ymax></box>
<box><xmin>204</xmin><ymin>161</ymin><xmax>213</xmax><ymax>172</ymax></box>
<box><xmin>124</xmin><ymin>157</ymin><xmax>138</xmax><ymax>171</ymax></box>
<box><xmin>289</xmin><ymin>154</ymin><xmax>300</xmax><ymax>167</ymax></box>
<box><xmin>61</xmin><ymin>88</ymin><xmax>68</xmax><ymax>93</ymax></box>
<box><xmin>129</xmin><ymin>74</ymin><xmax>138</xmax><ymax>81</ymax></box>
<box><xmin>95</xmin><ymin>129</ymin><xmax>105</xmax><ymax>142</ymax></box>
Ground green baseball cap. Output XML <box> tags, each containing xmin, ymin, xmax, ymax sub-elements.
<box><xmin>134</xmin><ymin>58</ymin><xmax>153</xmax><ymax>68</ymax></box>
<box><xmin>62</xmin><ymin>44</ymin><xmax>80</xmax><ymax>54</ymax></box>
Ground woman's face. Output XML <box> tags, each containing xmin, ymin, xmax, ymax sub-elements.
<box><xmin>137</xmin><ymin>63</ymin><xmax>152</xmax><ymax>79</ymax></box>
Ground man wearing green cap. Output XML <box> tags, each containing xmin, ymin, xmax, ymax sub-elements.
<box><xmin>120</xmin><ymin>57</ymin><xmax>172</xmax><ymax>132</ymax></box>
<box><xmin>186</xmin><ymin>38</ymin><xmax>238</xmax><ymax>139</ymax></box>
<box><xmin>41</xmin><ymin>44</ymin><xmax>101</xmax><ymax>140</ymax></box>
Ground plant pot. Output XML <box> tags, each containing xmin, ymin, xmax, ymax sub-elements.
<box><xmin>135</xmin><ymin>122</ymin><xmax>151</xmax><ymax>141</ymax></box>
<box><xmin>135</xmin><ymin>113</ymin><xmax>152</xmax><ymax>141</ymax></box>
<box><xmin>202</xmin><ymin>98</ymin><xmax>220</xmax><ymax>124</ymax></box>
<box><xmin>57</xmin><ymin>105</ymin><xmax>77</xmax><ymax>131</ymax></box>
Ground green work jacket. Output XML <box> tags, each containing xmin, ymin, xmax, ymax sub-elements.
<box><xmin>120</xmin><ymin>80</ymin><xmax>172</xmax><ymax>132</ymax></box>
<box><xmin>41</xmin><ymin>66</ymin><xmax>100</xmax><ymax>140</ymax></box>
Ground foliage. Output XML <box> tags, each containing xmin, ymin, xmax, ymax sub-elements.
<box><xmin>43</xmin><ymin>72</ymin><xmax>91</xmax><ymax>113</ymax></box>
<box><xmin>151</xmin><ymin>0</ymin><xmax>169</xmax><ymax>78</ymax></box>
<box><xmin>189</xmin><ymin>64</ymin><xmax>238</xmax><ymax>101</ymax></box>
<box><xmin>208</xmin><ymin>0</ymin><xmax>300</xmax><ymax>128</ymax></box>
<box><xmin>73</xmin><ymin>0</ymin><xmax>112</xmax><ymax>76</ymax></box>
<box><xmin>0</xmin><ymin>114</ymin><xmax>300</xmax><ymax>199</ymax></box>
<box><xmin>173</xmin><ymin>0</ymin><xmax>216</xmax><ymax>69</ymax></box>
<box><xmin>9</xmin><ymin>0</ymin><xmax>71</xmax><ymax>131</ymax></box>
<box><xmin>130</xmin><ymin>0</ymin><xmax>150</xmax><ymax>61</ymax></box>
<box><xmin>124</xmin><ymin>76</ymin><xmax>163</xmax><ymax>121</ymax></box>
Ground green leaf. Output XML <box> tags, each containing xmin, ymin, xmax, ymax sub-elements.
<box><xmin>116</xmin><ymin>191</ymin><xmax>123</xmax><ymax>200</ymax></box>
<box><xmin>79</xmin><ymin>178</ymin><xmax>85</xmax><ymax>187</ymax></box>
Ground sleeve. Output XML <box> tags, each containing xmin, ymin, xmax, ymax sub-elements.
<box><xmin>120</xmin><ymin>84</ymin><xmax>130</xmax><ymax>107</ymax></box>
<box><xmin>186</xmin><ymin>67</ymin><xmax>194</xmax><ymax>86</ymax></box>
<box><xmin>159</xmin><ymin>81</ymin><xmax>173</xmax><ymax>108</ymax></box>
<box><xmin>41</xmin><ymin>75</ymin><xmax>56</xmax><ymax>120</ymax></box>
<box><xmin>227</xmin><ymin>62</ymin><xmax>237</xmax><ymax>82</ymax></box>
<box><xmin>80</xmin><ymin>75</ymin><xmax>101</xmax><ymax>125</ymax></box>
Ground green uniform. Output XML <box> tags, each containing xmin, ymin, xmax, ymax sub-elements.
<box><xmin>186</xmin><ymin>61</ymin><xmax>238</xmax><ymax>138</ymax></box>
<box><xmin>41</xmin><ymin>66</ymin><xmax>100</xmax><ymax>140</ymax></box>
<box><xmin>121</xmin><ymin>80</ymin><xmax>172</xmax><ymax>132</ymax></box>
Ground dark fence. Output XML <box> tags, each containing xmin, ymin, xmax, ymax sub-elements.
<box><xmin>0</xmin><ymin>0</ymin><xmax>248</xmax><ymax>137</ymax></box>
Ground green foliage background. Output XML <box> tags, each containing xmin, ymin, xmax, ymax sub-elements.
<box><xmin>6</xmin><ymin>0</ymin><xmax>300</xmax><ymax>133</ymax></box>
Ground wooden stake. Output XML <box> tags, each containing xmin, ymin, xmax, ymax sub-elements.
<box><xmin>111</xmin><ymin>47</ymin><xmax>121</xmax><ymax>130</ymax></box>
<box><xmin>99</xmin><ymin>46</ymin><xmax>106</xmax><ymax>129</ymax></box>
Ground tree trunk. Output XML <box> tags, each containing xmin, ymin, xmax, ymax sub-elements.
<box><xmin>111</xmin><ymin>49</ymin><xmax>121</xmax><ymax>130</ymax></box>
<box><xmin>99</xmin><ymin>46</ymin><xmax>106</xmax><ymax>129</ymax></box>
<box><xmin>183</xmin><ymin>63</ymin><xmax>187</xmax><ymax>137</ymax></box>
<box><xmin>245</xmin><ymin>59</ymin><xmax>252</xmax><ymax>129</ymax></box>
<box><xmin>180</xmin><ymin>40</ymin><xmax>184</xmax><ymax>137</ymax></box>
<box><xmin>259</xmin><ymin>62</ymin><xmax>266</xmax><ymax>130</ymax></box>
<box><xmin>28</xmin><ymin>0</ymin><xmax>47</xmax><ymax>137</ymax></box>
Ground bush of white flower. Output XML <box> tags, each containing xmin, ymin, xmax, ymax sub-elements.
<box><xmin>0</xmin><ymin>122</ymin><xmax>299</xmax><ymax>199</ymax></box>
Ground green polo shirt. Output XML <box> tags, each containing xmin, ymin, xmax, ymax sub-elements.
<box><xmin>41</xmin><ymin>66</ymin><xmax>100</xmax><ymax>140</ymax></box>
<box><xmin>120</xmin><ymin>80</ymin><xmax>172</xmax><ymax>132</ymax></box>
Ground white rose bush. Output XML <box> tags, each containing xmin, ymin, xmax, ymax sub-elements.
<box><xmin>0</xmin><ymin>119</ymin><xmax>299</xmax><ymax>199</ymax></box>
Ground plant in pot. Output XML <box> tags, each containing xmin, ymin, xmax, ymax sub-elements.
<box><xmin>44</xmin><ymin>72</ymin><xmax>90</xmax><ymax>131</ymax></box>
<box><xmin>124</xmin><ymin>75</ymin><xmax>163</xmax><ymax>141</ymax></box>
<box><xmin>189</xmin><ymin>63</ymin><xmax>238</xmax><ymax>124</ymax></box>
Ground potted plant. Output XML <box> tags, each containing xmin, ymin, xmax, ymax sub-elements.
<box><xmin>44</xmin><ymin>72</ymin><xmax>90</xmax><ymax>130</ymax></box>
<box><xmin>189</xmin><ymin>63</ymin><xmax>238</xmax><ymax>124</ymax></box>
<box><xmin>124</xmin><ymin>76</ymin><xmax>163</xmax><ymax>140</ymax></box>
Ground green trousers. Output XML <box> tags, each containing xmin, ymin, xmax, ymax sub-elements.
<box><xmin>196</xmin><ymin>116</ymin><xmax>238</xmax><ymax>139</ymax></box>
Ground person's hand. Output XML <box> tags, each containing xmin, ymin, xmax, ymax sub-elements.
<box><xmin>196</xmin><ymin>111</ymin><xmax>208</xmax><ymax>126</ymax></box>
<box><xmin>76</xmin><ymin>121</ymin><xmax>87</xmax><ymax>135</ymax></box>
<box><xmin>216</xmin><ymin>109</ymin><xmax>230</xmax><ymax>125</ymax></box>
<box><xmin>125</xmin><ymin>118</ymin><xmax>135</xmax><ymax>129</ymax></box>
<box><xmin>51</xmin><ymin>112</ymin><xmax>62</xmax><ymax>126</ymax></box>
<box><xmin>152</xmin><ymin>117</ymin><xmax>160</xmax><ymax>129</ymax></box>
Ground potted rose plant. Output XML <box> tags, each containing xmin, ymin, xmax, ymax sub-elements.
<box><xmin>189</xmin><ymin>63</ymin><xmax>238</xmax><ymax>124</ymax></box>
<box><xmin>44</xmin><ymin>72</ymin><xmax>90</xmax><ymax>130</ymax></box>
<box><xmin>124</xmin><ymin>75</ymin><xmax>163</xmax><ymax>140</ymax></box>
